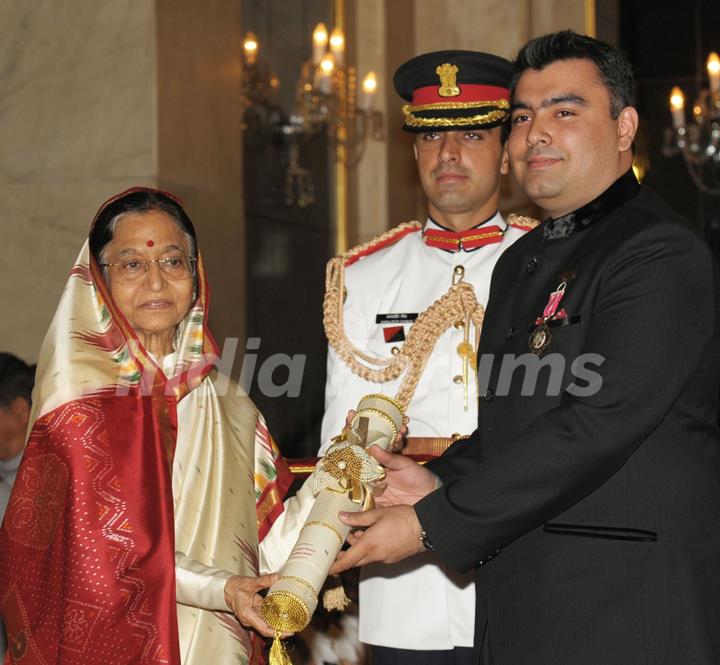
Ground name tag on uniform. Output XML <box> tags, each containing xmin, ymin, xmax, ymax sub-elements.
<box><xmin>376</xmin><ymin>313</ymin><xmax>418</xmax><ymax>324</ymax></box>
<box><xmin>376</xmin><ymin>313</ymin><xmax>417</xmax><ymax>344</ymax></box>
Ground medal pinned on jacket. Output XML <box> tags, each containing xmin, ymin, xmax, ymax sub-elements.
<box><xmin>529</xmin><ymin>281</ymin><xmax>567</xmax><ymax>355</ymax></box>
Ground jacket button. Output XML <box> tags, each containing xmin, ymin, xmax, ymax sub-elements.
<box><xmin>478</xmin><ymin>548</ymin><xmax>501</xmax><ymax>567</ymax></box>
<box><xmin>483</xmin><ymin>389</ymin><xmax>495</xmax><ymax>402</ymax></box>
<box><xmin>525</xmin><ymin>258</ymin><xmax>538</xmax><ymax>273</ymax></box>
<box><xmin>453</xmin><ymin>374</ymin><xmax>463</xmax><ymax>384</ymax></box>
<box><xmin>506</xmin><ymin>326</ymin><xmax>516</xmax><ymax>339</ymax></box>
<box><xmin>391</xmin><ymin>346</ymin><xmax>400</xmax><ymax>355</ymax></box>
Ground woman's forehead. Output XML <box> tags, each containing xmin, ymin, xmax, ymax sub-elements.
<box><xmin>109</xmin><ymin>210</ymin><xmax>188</xmax><ymax>248</ymax></box>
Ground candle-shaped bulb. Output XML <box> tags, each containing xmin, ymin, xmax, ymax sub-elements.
<box><xmin>359</xmin><ymin>71</ymin><xmax>378</xmax><ymax>111</ymax></box>
<box><xmin>362</xmin><ymin>71</ymin><xmax>377</xmax><ymax>94</ymax></box>
<box><xmin>312</xmin><ymin>23</ymin><xmax>328</xmax><ymax>65</ymax></box>
<box><xmin>243</xmin><ymin>32</ymin><xmax>258</xmax><ymax>65</ymax></box>
<box><xmin>319</xmin><ymin>54</ymin><xmax>335</xmax><ymax>93</ymax></box>
<box><xmin>320</xmin><ymin>54</ymin><xmax>335</xmax><ymax>74</ymax></box>
<box><xmin>329</xmin><ymin>27</ymin><xmax>345</xmax><ymax>67</ymax></box>
<box><xmin>707</xmin><ymin>52</ymin><xmax>720</xmax><ymax>94</ymax></box>
<box><xmin>670</xmin><ymin>87</ymin><xmax>684</xmax><ymax>110</ymax></box>
<box><xmin>669</xmin><ymin>86</ymin><xmax>685</xmax><ymax>129</ymax></box>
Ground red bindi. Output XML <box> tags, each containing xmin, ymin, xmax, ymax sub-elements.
<box><xmin>146</xmin><ymin>240</ymin><xmax>155</xmax><ymax>247</ymax></box>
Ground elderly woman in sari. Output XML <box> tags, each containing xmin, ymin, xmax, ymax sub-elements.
<box><xmin>0</xmin><ymin>188</ymin><xmax>309</xmax><ymax>665</ymax></box>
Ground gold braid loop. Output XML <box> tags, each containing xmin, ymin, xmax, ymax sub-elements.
<box><xmin>323</xmin><ymin>221</ymin><xmax>422</xmax><ymax>372</ymax></box>
<box><xmin>394</xmin><ymin>281</ymin><xmax>484</xmax><ymax>411</ymax></box>
<box><xmin>325</xmin><ymin>257</ymin><xmax>403</xmax><ymax>373</ymax></box>
<box><xmin>324</xmin><ymin>251</ymin><xmax>484</xmax><ymax>412</ymax></box>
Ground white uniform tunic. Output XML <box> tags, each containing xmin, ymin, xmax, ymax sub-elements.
<box><xmin>320</xmin><ymin>213</ymin><xmax>528</xmax><ymax>650</ymax></box>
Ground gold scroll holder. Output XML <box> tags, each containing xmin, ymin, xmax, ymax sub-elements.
<box><xmin>262</xmin><ymin>394</ymin><xmax>404</xmax><ymax>662</ymax></box>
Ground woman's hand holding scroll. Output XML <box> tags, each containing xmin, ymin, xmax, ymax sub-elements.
<box><xmin>224</xmin><ymin>574</ymin><xmax>288</xmax><ymax>638</ymax></box>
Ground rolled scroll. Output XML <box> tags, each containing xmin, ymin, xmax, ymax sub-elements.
<box><xmin>351</xmin><ymin>393</ymin><xmax>403</xmax><ymax>451</ymax></box>
<box><xmin>261</xmin><ymin>394</ymin><xmax>403</xmax><ymax>642</ymax></box>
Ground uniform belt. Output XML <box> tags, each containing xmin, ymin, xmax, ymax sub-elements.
<box><xmin>403</xmin><ymin>435</ymin><xmax>468</xmax><ymax>457</ymax></box>
<box><xmin>286</xmin><ymin>436</ymin><xmax>470</xmax><ymax>478</ymax></box>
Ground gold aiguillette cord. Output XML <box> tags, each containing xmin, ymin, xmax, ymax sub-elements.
<box><xmin>456</xmin><ymin>313</ymin><xmax>474</xmax><ymax>411</ymax></box>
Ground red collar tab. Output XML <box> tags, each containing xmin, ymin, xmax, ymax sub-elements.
<box><xmin>423</xmin><ymin>225</ymin><xmax>504</xmax><ymax>252</ymax></box>
<box><xmin>411</xmin><ymin>84</ymin><xmax>509</xmax><ymax>106</ymax></box>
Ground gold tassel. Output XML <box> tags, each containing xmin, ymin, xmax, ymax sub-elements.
<box><xmin>268</xmin><ymin>631</ymin><xmax>293</xmax><ymax>665</ymax></box>
<box><xmin>322</xmin><ymin>580</ymin><xmax>351</xmax><ymax>612</ymax></box>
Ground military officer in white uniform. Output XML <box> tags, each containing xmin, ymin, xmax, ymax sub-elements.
<box><xmin>320</xmin><ymin>51</ymin><xmax>536</xmax><ymax>665</ymax></box>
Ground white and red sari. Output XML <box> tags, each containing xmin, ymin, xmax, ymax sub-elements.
<box><xmin>0</xmin><ymin>189</ymin><xmax>294</xmax><ymax>664</ymax></box>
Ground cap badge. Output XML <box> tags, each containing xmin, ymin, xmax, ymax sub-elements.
<box><xmin>436</xmin><ymin>63</ymin><xmax>460</xmax><ymax>97</ymax></box>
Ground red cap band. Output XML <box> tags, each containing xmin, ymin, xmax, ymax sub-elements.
<box><xmin>411</xmin><ymin>84</ymin><xmax>509</xmax><ymax>106</ymax></box>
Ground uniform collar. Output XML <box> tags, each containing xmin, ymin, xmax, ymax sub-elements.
<box><xmin>542</xmin><ymin>169</ymin><xmax>641</xmax><ymax>240</ymax></box>
<box><xmin>423</xmin><ymin>211</ymin><xmax>506</xmax><ymax>252</ymax></box>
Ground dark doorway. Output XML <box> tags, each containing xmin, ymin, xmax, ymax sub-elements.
<box><xmin>243</xmin><ymin>0</ymin><xmax>334</xmax><ymax>457</ymax></box>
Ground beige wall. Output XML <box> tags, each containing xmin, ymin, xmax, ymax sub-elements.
<box><xmin>415</xmin><ymin>0</ymin><xmax>530</xmax><ymax>59</ymax></box>
<box><xmin>529</xmin><ymin>0</ymin><xmax>590</xmax><ymax>39</ymax></box>
<box><xmin>0</xmin><ymin>0</ymin><xmax>245</xmax><ymax>363</ymax></box>
<box><xmin>0</xmin><ymin>1</ymin><xmax>157</xmax><ymax>363</ymax></box>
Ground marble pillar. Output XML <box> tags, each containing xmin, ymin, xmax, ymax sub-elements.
<box><xmin>156</xmin><ymin>0</ymin><xmax>246</xmax><ymax>354</ymax></box>
<box><xmin>351</xmin><ymin>0</ymin><xmax>390</xmax><ymax>242</ymax></box>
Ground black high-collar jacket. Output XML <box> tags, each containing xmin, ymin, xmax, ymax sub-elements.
<box><xmin>416</xmin><ymin>173</ymin><xmax>720</xmax><ymax>665</ymax></box>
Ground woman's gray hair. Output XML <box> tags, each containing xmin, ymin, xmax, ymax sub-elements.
<box><xmin>98</xmin><ymin>212</ymin><xmax>197</xmax><ymax>266</ymax></box>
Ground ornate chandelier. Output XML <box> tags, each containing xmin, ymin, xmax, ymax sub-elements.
<box><xmin>663</xmin><ymin>51</ymin><xmax>720</xmax><ymax>195</ymax></box>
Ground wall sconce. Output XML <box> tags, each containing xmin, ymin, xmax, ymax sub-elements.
<box><xmin>241</xmin><ymin>23</ymin><xmax>384</xmax><ymax>207</ymax></box>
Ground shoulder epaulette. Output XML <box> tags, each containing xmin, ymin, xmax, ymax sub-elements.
<box><xmin>507</xmin><ymin>213</ymin><xmax>541</xmax><ymax>231</ymax></box>
<box><xmin>339</xmin><ymin>221</ymin><xmax>422</xmax><ymax>267</ymax></box>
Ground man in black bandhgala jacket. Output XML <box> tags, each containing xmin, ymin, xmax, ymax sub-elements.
<box><xmin>331</xmin><ymin>31</ymin><xmax>720</xmax><ymax>665</ymax></box>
